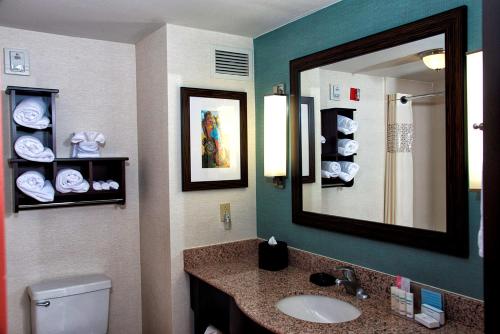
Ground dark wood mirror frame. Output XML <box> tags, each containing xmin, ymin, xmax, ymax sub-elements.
<box><xmin>290</xmin><ymin>7</ymin><xmax>468</xmax><ymax>257</ymax></box>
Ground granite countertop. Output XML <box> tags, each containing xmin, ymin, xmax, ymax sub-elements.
<box><xmin>185</xmin><ymin>257</ymin><xmax>482</xmax><ymax>334</ymax></box>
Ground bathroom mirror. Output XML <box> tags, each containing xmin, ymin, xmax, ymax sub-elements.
<box><xmin>290</xmin><ymin>7</ymin><xmax>468</xmax><ymax>256</ymax></box>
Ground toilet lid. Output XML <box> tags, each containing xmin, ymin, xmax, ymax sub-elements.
<box><xmin>28</xmin><ymin>274</ymin><xmax>111</xmax><ymax>300</ymax></box>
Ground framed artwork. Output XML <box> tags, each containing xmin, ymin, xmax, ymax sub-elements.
<box><xmin>301</xmin><ymin>96</ymin><xmax>315</xmax><ymax>183</ymax></box>
<box><xmin>181</xmin><ymin>87</ymin><xmax>248</xmax><ymax>191</ymax></box>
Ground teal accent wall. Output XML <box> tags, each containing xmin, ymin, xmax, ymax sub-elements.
<box><xmin>254</xmin><ymin>0</ymin><xmax>483</xmax><ymax>299</ymax></box>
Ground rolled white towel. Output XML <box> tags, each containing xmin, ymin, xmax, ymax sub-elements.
<box><xmin>321</xmin><ymin>161</ymin><xmax>341</xmax><ymax>176</ymax></box>
<box><xmin>337</xmin><ymin>115</ymin><xmax>358</xmax><ymax>135</ymax></box>
<box><xmin>13</xmin><ymin>97</ymin><xmax>50</xmax><ymax>129</ymax></box>
<box><xmin>338</xmin><ymin>161</ymin><xmax>359</xmax><ymax>182</ymax></box>
<box><xmin>338</xmin><ymin>172</ymin><xmax>354</xmax><ymax>182</ymax></box>
<box><xmin>320</xmin><ymin>136</ymin><xmax>326</xmax><ymax>144</ymax></box>
<box><xmin>107</xmin><ymin>180</ymin><xmax>120</xmax><ymax>190</ymax></box>
<box><xmin>338</xmin><ymin>161</ymin><xmax>359</xmax><ymax>176</ymax></box>
<box><xmin>93</xmin><ymin>181</ymin><xmax>102</xmax><ymax>191</ymax></box>
<box><xmin>71</xmin><ymin>131</ymin><xmax>105</xmax><ymax>158</ymax></box>
<box><xmin>56</xmin><ymin>169</ymin><xmax>90</xmax><ymax>193</ymax></box>
<box><xmin>14</xmin><ymin>136</ymin><xmax>55</xmax><ymax>162</ymax></box>
<box><xmin>99</xmin><ymin>181</ymin><xmax>110</xmax><ymax>190</ymax></box>
<box><xmin>337</xmin><ymin>139</ymin><xmax>359</xmax><ymax>156</ymax></box>
<box><xmin>16</xmin><ymin>171</ymin><xmax>54</xmax><ymax>202</ymax></box>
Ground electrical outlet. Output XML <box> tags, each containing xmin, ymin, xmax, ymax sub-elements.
<box><xmin>220</xmin><ymin>203</ymin><xmax>230</xmax><ymax>222</ymax></box>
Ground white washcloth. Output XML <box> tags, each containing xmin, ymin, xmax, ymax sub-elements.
<box><xmin>13</xmin><ymin>97</ymin><xmax>50</xmax><ymax>129</ymax></box>
<box><xmin>71</xmin><ymin>131</ymin><xmax>106</xmax><ymax>158</ymax></box>
<box><xmin>14</xmin><ymin>136</ymin><xmax>55</xmax><ymax>162</ymax></box>
<box><xmin>338</xmin><ymin>161</ymin><xmax>359</xmax><ymax>182</ymax></box>
<box><xmin>107</xmin><ymin>179</ymin><xmax>119</xmax><ymax>190</ymax></box>
<box><xmin>204</xmin><ymin>325</ymin><xmax>223</xmax><ymax>334</ymax></box>
<box><xmin>16</xmin><ymin>171</ymin><xmax>54</xmax><ymax>202</ymax></box>
<box><xmin>56</xmin><ymin>169</ymin><xmax>90</xmax><ymax>193</ymax></box>
<box><xmin>99</xmin><ymin>181</ymin><xmax>110</xmax><ymax>190</ymax></box>
<box><xmin>321</xmin><ymin>136</ymin><xmax>326</xmax><ymax>144</ymax></box>
<box><xmin>337</xmin><ymin>115</ymin><xmax>358</xmax><ymax>135</ymax></box>
<box><xmin>321</xmin><ymin>161</ymin><xmax>341</xmax><ymax>177</ymax></box>
<box><xmin>93</xmin><ymin>181</ymin><xmax>102</xmax><ymax>191</ymax></box>
<box><xmin>337</xmin><ymin>139</ymin><xmax>359</xmax><ymax>156</ymax></box>
<box><xmin>321</xmin><ymin>170</ymin><xmax>338</xmax><ymax>178</ymax></box>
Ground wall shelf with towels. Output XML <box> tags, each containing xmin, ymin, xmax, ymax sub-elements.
<box><xmin>320</xmin><ymin>107</ymin><xmax>356</xmax><ymax>188</ymax></box>
<box><xmin>6</xmin><ymin>86</ymin><xmax>129</xmax><ymax>212</ymax></box>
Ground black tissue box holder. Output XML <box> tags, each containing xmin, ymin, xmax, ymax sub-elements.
<box><xmin>258</xmin><ymin>240</ymin><xmax>288</xmax><ymax>271</ymax></box>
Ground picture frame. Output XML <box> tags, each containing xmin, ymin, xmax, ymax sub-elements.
<box><xmin>181</xmin><ymin>87</ymin><xmax>248</xmax><ymax>191</ymax></box>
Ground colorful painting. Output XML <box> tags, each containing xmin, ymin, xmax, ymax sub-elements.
<box><xmin>181</xmin><ymin>87</ymin><xmax>248</xmax><ymax>191</ymax></box>
<box><xmin>201</xmin><ymin>110</ymin><xmax>230</xmax><ymax>168</ymax></box>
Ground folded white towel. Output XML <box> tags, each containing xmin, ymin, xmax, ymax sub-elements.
<box><xmin>14</xmin><ymin>136</ymin><xmax>55</xmax><ymax>162</ymax></box>
<box><xmin>107</xmin><ymin>180</ymin><xmax>119</xmax><ymax>190</ymax></box>
<box><xmin>93</xmin><ymin>181</ymin><xmax>102</xmax><ymax>191</ymax></box>
<box><xmin>321</xmin><ymin>161</ymin><xmax>341</xmax><ymax>177</ymax></box>
<box><xmin>321</xmin><ymin>136</ymin><xmax>326</xmax><ymax>144</ymax></box>
<box><xmin>99</xmin><ymin>181</ymin><xmax>110</xmax><ymax>190</ymax></box>
<box><xmin>71</xmin><ymin>131</ymin><xmax>106</xmax><ymax>158</ymax></box>
<box><xmin>56</xmin><ymin>169</ymin><xmax>90</xmax><ymax>193</ymax></box>
<box><xmin>337</xmin><ymin>115</ymin><xmax>358</xmax><ymax>135</ymax></box>
<box><xmin>338</xmin><ymin>161</ymin><xmax>359</xmax><ymax>182</ymax></box>
<box><xmin>337</xmin><ymin>139</ymin><xmax>359</xmax><ymax>156</ymax></box>
<box><xmin>13</xmin><ymin>97</ymin><xmax>50</xmax><ymax>129</ymax></box>
<box><xmin>16</xmin><ymin>171</ymin><xmax>54</xmax><ymax>202</ymax></box>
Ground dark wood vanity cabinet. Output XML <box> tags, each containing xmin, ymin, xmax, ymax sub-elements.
<box><xmin>189</xmin><ymin>275</ymin><xmax>272</xmax><ymax>334</ymax></box>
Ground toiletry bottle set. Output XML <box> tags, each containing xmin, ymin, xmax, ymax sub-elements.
<box><xmin>390</xmin><ymin>276</ymin><xmax>413</xmax><ymax>319</ymax></box>
<box><xmin>390</xmin><ymin>275</ymin><xmax>446</xmax><ymax>329</ymax></box>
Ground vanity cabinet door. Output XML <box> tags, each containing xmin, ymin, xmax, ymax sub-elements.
<box><xmin>189</xmin><ymin>275</ymin><xmax>272</xmax><ymax>334</ymax></box>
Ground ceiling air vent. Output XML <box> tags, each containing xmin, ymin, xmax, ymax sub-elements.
<box><xmin>213</xmin><ymin>47</ymin><xmax>252</xmax><ymax>80</ymax></box>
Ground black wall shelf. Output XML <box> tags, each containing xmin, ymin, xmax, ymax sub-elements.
<box><xmin>6</xmin><ymin>86</ymin><xmax>128</xmax><ymax>212</ymax></box>
<box><xmin>321</xmin><ymin>107</ymin><xmax>356</xmax><ymax>188</ymax></box>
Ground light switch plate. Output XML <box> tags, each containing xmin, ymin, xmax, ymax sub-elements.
<box><xmin>220</xmin><ymin>203</ymin><xmax>230</xmax><ymax>222</ymax></box>
<box><xmin>4</xmin><ymin>48</ymin><xmax>30</xmax><ymax>76</ymax></box>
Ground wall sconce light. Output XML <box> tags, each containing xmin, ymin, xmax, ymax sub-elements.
<box><xmin>264</xmin><ymin>84</ymin><xmax>287</xmax><ymax>188</ymax></box>
<box><xmin>467</xmin><ymin>51</ymin><xmax>483</xmax><ymax>190</ymax></box>
<box><xmin>419</xmin><ymin>49</ymin><xmax>446</xmax><ymax>71</ymax></box>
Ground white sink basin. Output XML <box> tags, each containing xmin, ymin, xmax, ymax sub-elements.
<box><xmin>276</xmin><ymin>295</ymin><xmax>361</xmax><ymax>323</ymax></box>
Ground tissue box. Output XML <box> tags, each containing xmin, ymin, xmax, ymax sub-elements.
<box><xmin>258</xmin><ymin>240</ymin><xmax>288</xmax><ymax>271</ymax></box>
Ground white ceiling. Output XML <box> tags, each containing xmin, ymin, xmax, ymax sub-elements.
<box><xmin>322</xmin><ymin>34</ymin><xmax>445</xmax><ymax>82</ymax></box>
<box><xmin>0</xmin><ymin>0</ymin><xmax>341</xmax><ymax>43</ymax></box>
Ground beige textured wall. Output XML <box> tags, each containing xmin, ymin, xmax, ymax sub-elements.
<box><xmin>0</xmin><ymin>27</ymin><xmax>142</xmax><ymax>333</ymax></box>
<box><xmin>166</xmin><ymin>24</ymin><xmax>257</xmax><ymax>334</ymax></box>
<box><xmin>136</xmin><ymin>26</ymin><xmax>172</xmax><ymax>334</ymax></box>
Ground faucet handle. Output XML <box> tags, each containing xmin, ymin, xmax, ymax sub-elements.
<box><xmin>334</xmin><ymin>266</ymin><xmax>357</xmax><ymax>280</ymax></box>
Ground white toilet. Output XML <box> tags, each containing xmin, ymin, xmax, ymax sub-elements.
<box><xmin>27</xmin><ymin>274</ymin><xmax>111</xmax><ymax>334</ymax></box>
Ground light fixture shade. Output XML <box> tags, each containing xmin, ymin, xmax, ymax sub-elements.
<box><xmin>466</xmin><ymin>51</ymin><xmax>483</xmax><ymax>189</ymax></box>
<box><xmin>420</xmin><ymin>49</ymin><xmax>446</xmax><ymax>70</ymax></box>
<box><xmin>264</xmin><ymin>95</ymin><xmax>287</xmax><ymax>177</ymax></box>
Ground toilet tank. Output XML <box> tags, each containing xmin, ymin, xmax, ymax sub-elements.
<box><xmin>27</xmin><ymin>274</ymin><xmax>111</xmax><ymax>334</ymax></box>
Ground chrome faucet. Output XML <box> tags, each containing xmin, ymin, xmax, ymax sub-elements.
<box><xmin>334</xmin><ymin>266</ymin><xmax>369</xmax><ymax>300</ymax></box>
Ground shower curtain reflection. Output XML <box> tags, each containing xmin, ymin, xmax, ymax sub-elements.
<box><xmin>384</xmin><ymin>93</ymin><xmax>414</xmax><ymax>227</ymax></box>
